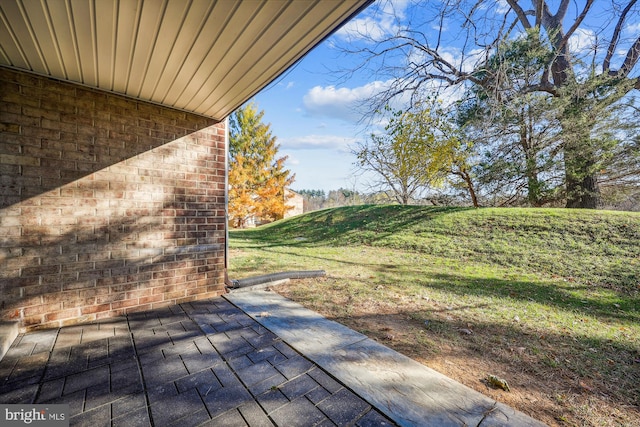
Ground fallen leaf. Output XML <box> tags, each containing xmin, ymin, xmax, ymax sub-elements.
<box><xmin>579</xmin><ymin>381</ymin><xmax>593</xmax><ymax>392</ymax></box>
<box><xmin>486</xmin><ymin>374</ymin><xmax>510</xmax><ymax>391</ymax></box>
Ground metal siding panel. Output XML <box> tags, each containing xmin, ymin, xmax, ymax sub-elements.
<box><xmin>0</xmin><ymin>0</ymin><xmax>45</xmax><ymax>72</ymax></box>
<box><xmin>126</xmin><ymin>0</ymin><xmax>166</xmax><ymax>97</ymax></box>
<box><xmin>178</xmin><ymin>0</ymin><xmax>275</xmax><ymax>112</ymax></box>
<box><xmin>152</xmin><ymin>0</ymin><xmax>218</xmax><ymax>102</ymax></box>
<box><xmin>21</xmin><ymin>0</ymin><xmax>65</xmax><ymax>76</ymax></box>
<box><xmin>112</xmin><ymin>0</ymin><xmax>139</xmax><ymax>94</ymax></box>
<box><xmin>198</xmin><ymin>0</ymin><xmax>318</xmax><ymax>116</ymax></box>
<box><xmin>94</xmin><ymin>0</ymin><xmax>117</xmax><ymax>90</ymax></box>
<box><xmin>69</xmin><ymin>0</ymin><xmax>96</xmax><ymax>86</ymax></box>
<box><xmin>0</xmin><ymin>6</ymin><xmax>30</xmax><ymax>68</ymax></box>
<box><xmin>204</xmin><ymin>1</ymin><xmax>347</xmax><ymax>118</ymax></box>
<box><xmin>47</xmin><ymin>0</ymin><xmax>82</xmax><ymax>81</ymax></box>
<box><xmin>137</xmin><ymin>0</ymin><xmax>190</xmax><ymax>101</ymax></box>
<box><xmin>0</xmin><ymin>0</ymin><xmax>371</xmax><ymax>120</ymax></box>
<box><xmin>160</xmin><ymin>0</ymin><xmax>238</xmax><ymax>107</ymax></box>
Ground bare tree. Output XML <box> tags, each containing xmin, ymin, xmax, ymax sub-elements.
<box><xmin>340</xmin><ymin>0</ymin><xmax>640</xmax><ymax>208</ymax></box>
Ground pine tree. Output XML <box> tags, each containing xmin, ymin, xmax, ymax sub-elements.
<box><xmin>228</xmin><ymin>103</ymin><xmax>295</xmax><ymax>228</ymax></box>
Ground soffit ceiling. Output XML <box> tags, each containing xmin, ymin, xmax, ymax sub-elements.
<box><xmin>0</xmin><ymin>0</ymin><xmax>371</xmax><ymax>121</ymax></box>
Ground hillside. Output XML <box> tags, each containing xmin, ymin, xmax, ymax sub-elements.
<box><xmin>229</xmin><ymin>206</ymin><xmax>640</xmax><ymax>426</ymax></box>
<box><xmin>233</xmin><ymin>205</ymin><xmax>639</xmax><ymax>293</ymax></box>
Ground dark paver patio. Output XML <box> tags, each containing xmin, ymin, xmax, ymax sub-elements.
<box><xmin>0</xmin><ymin>291</ymin><xmax>546</xmax><ymax>426</ymax></box>
<box><xmin>0</xmin><ymin>296</ymin><xmax>392</xmax><ymax>426</ymax></box>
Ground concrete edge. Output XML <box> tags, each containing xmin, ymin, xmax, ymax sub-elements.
<box><xmin>226</xmin><ymin>290</ymin><xmax>548</xmax><ymax>427</ymax></box>
<box><xmin>227</xmin><ymin>278</ymin><xmax>291</xmax><ymax>293</ymax></box>
<box><xmin>0</xmin><ymin>321</ymin><xmax>19</xmax><ymax>362</ymax></box>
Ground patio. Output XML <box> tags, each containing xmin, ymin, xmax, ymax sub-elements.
<box><xmin>0</xmin><ymin>289</ymin><xmax>545</xmax><ymax>426</ymax></box>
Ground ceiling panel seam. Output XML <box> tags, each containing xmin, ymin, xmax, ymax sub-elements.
<box><xmin>123</xmin><ymin>0</ymin><xmax>144</xmax><ymax>96</ymax></box>
<box><xmin>17</xmin><ymin>0</ymin><xmax>46</xmax><ymax>73</ymax></box>
<box><xmin>181</xmin><ymin>0</ymin><xmax>270</xmax><ymax>111</ymax></box>
<box><xmin>155</xmin><ymin>0</ymin><xmax>216</xmax><ymax>104</ymax></box>
<box><xmin>41</xmin><ymin>0</ymin><xmax>67</xmax><ymax>80</ymax></box>
<box><xmin>109</xmin><ymin>0</ymin><xmax>118</xmax><ymax>91</ymax></box>
<box><xmin>64</xmin><ymin>0</ymin><xmax>83</xmax><ymax>83</ymax></box>
<box><xmin>90</xmin><ymin>0</ymin><xmax>98</xmax><ymax>85</ymax></box>
<box><xmin>145</xmin><ymin>0</ymin><xmax>191</xmax><ymax>102</ymax></box>
<box><xmin>162</xmin><ymin>0</ymin><xmax>241</xmax><ymax>108</ymax></box>
<box><xmin>0</xmin><ymin>7</ymin><xmax>26</xmax><ymax>67</ymax></box>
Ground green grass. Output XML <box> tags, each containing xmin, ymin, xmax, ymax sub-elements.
<box><xmin>229</xmin><ymin>205</ymin><xmax>640</xmax><ymax>426</ymax></box>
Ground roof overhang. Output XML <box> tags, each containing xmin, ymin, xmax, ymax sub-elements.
<box><xmin>0</xmin><ymin>0</ymin><xmax>372</xmax><ymax>121</ymax></box>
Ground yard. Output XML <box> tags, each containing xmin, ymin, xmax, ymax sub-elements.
<box><xmin>229</xmin><ymin>205</ymin><xmax>640</xmax><ymax>427</ymax></box>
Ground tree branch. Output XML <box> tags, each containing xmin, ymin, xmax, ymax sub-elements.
<box><xmin>555</xmin><ymin>0</ymin><xmax>570</xmax><ymax>22</ymax></box>
<box><xmin>534</xmin><ymin>0</ymin><xmax>543</xmax><ymax>27</ymax></box>
<box><xmin>618</xmin><ymin>36</ymin><xmax>640</xmax><ymax>78</ymax></box>
<box><xmin>555</xmin><ymin>0</ymin><xmax>595</xmax><ymax>54</ymax></box>
<box><xmin>505</xmin><ymin>0</ymin><xmax>532</xmax><ymax>29</ymax></box>
<box><xmin>604</xmin><ymin>0</ymin><xmax>638</xmax><ymax>72</ymax></box>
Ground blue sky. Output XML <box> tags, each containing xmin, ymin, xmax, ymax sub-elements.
<box><xmin>251</xmin><ymin>45</ymin><xmax>366</xmax><ymax>193</ymax></box>
<box><xmin>249</xmin><ymin>2</ymin><xmax>403</xmax><ymax>194</ymax></box>
<box><xmin>248</xmin><ymin>0</ymin><xmax>640</xmax><ymax>194</ymax></box>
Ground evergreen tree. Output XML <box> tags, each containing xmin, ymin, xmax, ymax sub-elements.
<box><xmin>228</xmin><ymin>103</ymin><xmax>294</xmax><ymax>228</ymax></box>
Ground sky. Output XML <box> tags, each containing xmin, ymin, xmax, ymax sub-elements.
<box><xmin>247</xmin><ymin>0</ymin><xmax>640</xmax><ymax>194</ymax></box>
<box><xmin>248</xmin><ymin>1</ymin><xmax>403</xmax><ymax>194</ymax></box>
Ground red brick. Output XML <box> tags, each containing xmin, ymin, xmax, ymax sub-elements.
<box><xmin>125</xmin><ymin>304</ymin><xmax>152</xmax><ymax>314</ymax></box>
<box><xmin>111</xmin><ymin>299</ymin><xmax>138</xmax><ymax>309</ymax></box>
<box><xmin>81</xmin><ymin>303</ymin><xmax>111</xmax><ymax>315</ymax></box>
<box><xmin>1</xmin><ymin>68</ymin><xmax>227</xmax><ymax>330</ymax></box>
<box><xmin>139</xmin><ymin>294</ymin><xmax>163</xmax><ymax>305</ymax></box>
<box><xmin>44</xmin><ymin>308</ymin><xmax>80</xmax><ymax>322</ymax></box>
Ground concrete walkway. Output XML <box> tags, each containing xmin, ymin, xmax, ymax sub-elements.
<box><xmin>227</xmin><ymin>291</ymin><xmax>546</xmax><ymax>427</ymax></box>
<box><xmin>0</xmin><ymin>291</ymin><xmax>546</xmax><ymax>426</ymax></box>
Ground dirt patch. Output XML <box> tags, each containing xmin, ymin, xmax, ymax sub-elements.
<box><xmin>275</xmin><ymin>278</ymin><xmax>639</xmax><ymax>427</ymax></box>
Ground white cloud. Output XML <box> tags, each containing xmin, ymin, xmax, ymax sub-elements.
<box><xmin>624</xmin><ymin>22</ymin><xmax>640</xmax><ymax>34</ymax></box>
<box><xmin>334</xmin><ymin>0</ymin><xmax>409</xmax><ymax>42</ymax></box>
<box><xmin>302</xmin><ymin>76</ymin><xmax>466</xmax><ymax>126</ymax></box>
<box><xmin>495</xmin><ymin>0</ymin><xmax>511</xmax><ymax>14</ymax></box>
<box><xmin>407</xmin><ymin>45</ymin><xmax>487</xmax><ymax>77</ymax></box>
<box><xmin>284</xmin><ymin>153</ymin><xmax>300</xmax><ymax>165</ymax></box>
<box><xmin>281</xmin><ymin>134</ymin><xmax>357</xmax><ymax>151</ymax></box>
<box><xmin>569</xmin><ymin>28</ymin><xmax>597</xmax><ymax>54</ymax></box>
<box><xmin>336</xmin><ymin>16</ymin><xmax>396</xmax><ymax>41</ymax></box>
<box><xmin>303</xmin><ymin>80</ymin><xmax>394</xmax><ymax>122</ymax></box>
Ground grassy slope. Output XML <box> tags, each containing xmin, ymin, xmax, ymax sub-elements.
<box><xmin>229</xmin><ymin>205</ymin><xmax>640</xmax><ymax>426</ymax></box>
<box><xmin>234</xmin><ymin>205</ymin><xmax>639</xmax><ymax>293</ymax></box>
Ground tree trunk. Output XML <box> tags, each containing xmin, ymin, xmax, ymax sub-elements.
<box><xmin>525</xmin><ymin>153</ymin><xmax>544</xmax><ymax>207</ymax></box>
<box><xmin>453</xmin><ymin>168</ymin><xmax>479</xmax><ymax>208</ymax></box>
<box><xmin>465</xmin><ymin>174</ymin><xmax>479</xmax><ymax>208</ymax></box>
<box><xmin>519</xmin><ymin>117</ymin><xmax>544</xmax><ymax>207</ymax></box>
<box><xmin>563</xmin><ymin>134</ymin><xmax>600</xmax><ymax>209</ymax></box>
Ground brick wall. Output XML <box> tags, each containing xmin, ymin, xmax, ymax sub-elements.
<box><xmin>0</xmin><ymin>67</ymin><xmax>228</xmax><ymax>331</ymax></box>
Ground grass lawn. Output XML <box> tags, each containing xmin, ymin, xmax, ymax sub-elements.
<box><xmin>228</xmin><ymin>205</ymin><xmax>640</xmax><ymax>427</ymax></box>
